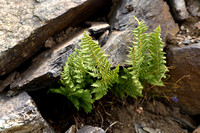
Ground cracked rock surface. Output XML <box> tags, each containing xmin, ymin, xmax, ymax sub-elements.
<box><xmin>0</xmin><ymin>92</ymin><xmax>55</xmax><ymax>133</ymax></box>
<box><xmin>0</xmin><ymin>0</ymin><xmax>108</xmax><ymax>76</ymax></box>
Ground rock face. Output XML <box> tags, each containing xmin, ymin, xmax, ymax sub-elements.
<box><xmin>0</xmin><ymin>92</ymin><xmax>54</xmax><ymax>133</ymax></box>
<box><xmin>104</xmin><ymin>0</ymin><xmax>179</xmax><ymax>67</ymax></box>
<box><xmin>167</xmin><ymin>43</ymin><xmax>200</xmax><ymax>115</ymax></box>
<box><xmin>8</xmin><ymin>30</ymin><xmax>87</xmax><ymax>95</ymax></box>
<box><xmin>186</xmin><ymin>0</ymin><xmax>200</xmax><ymax>17</ymax></box>
<box><xmin>0</xmin><ymin>0</ymin><xmax>110</xmax><ymax>76</ymax></box>
<box><xmin>109</xmin><ymin>0</ymin><xmax>179</xmax><ymax>39</ymax></box>
<box><xmin>168</xmin><ymin>0</ymin><xmax>189</xmax><ymax>21</ymax></box>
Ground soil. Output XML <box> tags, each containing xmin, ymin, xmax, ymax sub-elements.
<box><xmin>29</xmin><ymin>89</ymin><xmax>196</xmax><ymax>133</ymax></box>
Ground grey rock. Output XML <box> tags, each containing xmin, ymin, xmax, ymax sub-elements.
<box><xmin>135</xmin><ymin>124</ymin><xmax>147</xmax><ymax>133</ymax></box>
<box><xmin>77</xmin><ymin>126</ymin><xmax>105</xmax><ymax>133</ymax></box>
<box><xmin>99</xmin><ymin>30</ymin><xmax>109</xmax><ymax>46</ymax></box>
<box><xmin>0</xmin><ymin>92</ymin><xmax>55</xmax><ymax>133</ymax></box>
<box><xmin>0</xmin><ymin>0</ymin><xmax>110</xmax><ymax>76</ymax></box>
<box><xmin>8</xmin><ymin>29</ymin><xmax>88</xmax><ymax>95</ymax></box>
<box><xmin>183</xmin><ymin>39</ymin><xmax>191</xmax><ymax>45</ymax></box>
<box><xmin>143</xmin><ymin>127</ymin><xmax>157</xmax><ymax>133</ymax></box>
<box><xmin>186</xmin><ymin>0</ymin><xmax>200</xmax><ymax>16</ymax></box>
<box><xmin>0</xmin><ymin>72</ymin><xmax>18</xmax><ymax>92</ymax></box>
<box><xmin>65</xmin><ymin>125</ymin><xmax>76</xmax><ymax>133</ymax></box>
<box><xmin>168</xmin><ymin>0</ymin><xmax>189</xmax><ymax>21</ymax></box>
<box><xmin>167</xmin><ymin>43</ymin><xmax>200</xmax><ymax>115</ymax></box>
<box><xmin>109</xmin><ymin>0</ymin><xmax>179</xmax><ymax>40</ymax></box>
<box><xmin>87</xmin><ymin>22</ymin><xmax>110</xmax><ymax>34</ymax></box>
<box><xmin>102</xmin><ymin>30</ymin><xmax>132</xmax><ymax>67</ymax></box>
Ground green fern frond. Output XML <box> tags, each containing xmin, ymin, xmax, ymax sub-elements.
<box><xmin>49</xmin><ymin>32</ymin><xmax>119</xmax><ymax>113</ymax></box>
<box><xmin>145</xmin><ymin>25</ymin><xmax>168</xmax><ymax>86</ymax></box>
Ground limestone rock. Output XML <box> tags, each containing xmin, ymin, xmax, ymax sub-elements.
<box><xmin>77</xmin><ymin>126</ymin><xmax>105</xmax><ymax>133</ymax></box>
<box><xmin>168</xmin><ymin>0</ymin><xmax>189</xmax><ymax>21</ymax></box>
<box><xmin>0</xmin><ymin>92</ymin><xmax>54</xmax><ymax>133</ymax></box>
<box><xmin>109</xmin><ymin>0</ymin><xmax>179</xmax><ymax>40</ymax></box>
<box><xmin>0</xmin><ymin>0</ymin><xmax>110</xmax><ymax>76</ymax></box>
<box><xmin>167</xmin><ymin>43</ymin><xmax>200</xmax><ymax>115</ymax></box>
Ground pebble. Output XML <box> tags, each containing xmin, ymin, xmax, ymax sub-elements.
<box><xmin>183</xmin><ymin>39</ymin><xmax>191</xmax><ymax>45</ymax></box>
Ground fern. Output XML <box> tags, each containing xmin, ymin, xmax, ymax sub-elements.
<box><xmin>49</xmin><ymin>17</ymin><xmax>168</xmax><ymax>113</ymax></box>
<box><xmin>49</xmin><ymin>32</ymin><xmax>119</xmax><ymax>113</ymax></box>
<box><xmin>118</xmin><ymin>16</ymin><xmax>168</xmax><ymax>98</ymax></box>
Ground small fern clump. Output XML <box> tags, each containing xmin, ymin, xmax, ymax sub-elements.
<box><xmin>117</xmin><ymin>16</ymin><xmax>168</xmax><ymax>98</ymax></box>
<box><xmin>49</xmin><ymin>32</ymin><xmax>119</xmax><ymax>113</ymax></box>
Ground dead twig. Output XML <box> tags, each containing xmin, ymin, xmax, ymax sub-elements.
<box><xmin>105</xmin><ymin>121</ymin><xmax>118</xmax><ymax>132</ymax></box>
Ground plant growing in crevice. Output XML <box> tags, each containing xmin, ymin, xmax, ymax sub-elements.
<box><xmin>115</xmin><ymin>16</ymin><xmax>168</xmax><ymax>98</ymax></box>
<box><xmin>49</xmin><ymin>17</ymin><xmax>168</xmax><ymax>113</ymax></box>
<box><xmin>48</xmin><ymin>32</ymin><xmax>119</xmax><ymax>113</ymax></box>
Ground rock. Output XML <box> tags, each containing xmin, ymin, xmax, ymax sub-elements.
<box><xmin>7</xmin><ymin>29</ymin><xmax>89</xmax><ymax>95</ymax></box>
<box><xmin>0</xmin><ymin>92</ymin><xmax>55</xmax><ymax>133</ymax></box>
<box><xmin>102</xmin><ymin>30</ymin><xmax>132</xmax><ymax>67</ymax></box>
<box><xmin>186</xmin><ymin>0</ymin><xmax>200</xmax><ymax>16</ymax></box>
<box><xmin>168</xmin><ymin>0</ymin><xmax>189</xmax><ymax>21</ymax></box>
<box><xmin>135</xmin><ymin>124</ymin><xmax>147</xmax><ymax>133</ymax></box>
<box><xmin>104</xmin><ymin>0</ymin><xmax>179</xmax><ymax>67</ymax></box>
<box><xmin>183</xmin><ymin>39</ymin><xmax>191</xmax><ymax>45</ymax></box>
<box><xmin>193</xmin><ymin>126</ymin><xmax>200</xmax><ymax>133</ymax></box>
<box><xmin>0</xmin><ymin>0</ymin><xmax>110</xmax><ymax>76</ymax></box>
<box><xmin>87</xmin><ymin>22</ymin><xmax>110</xmax><ymax>34</ymax></box>
<box><xmin>77</xmin><ymin>126</ymin><xmax>105</xmax><ymax>133</ymax></box>
<box><xmin>109</xmin><ymin>0</ymin><xmax>179</xmax><ymax>40</ymax></box>
<box><xmin>167</xmin><ymin>43</ymin><xmax>200</xmax><ymax>115</ymax></box>
<box><xmin>0</xmin><ymin>72</ymin><xmax>18</xmax><ymax>92</ymax></box>
<box><xmin>194</xmin><ymin>22</ymin><xmax>200</xmax><ymax>30</ymax></box>
<box><xmin>99</xmin><ymin>30</ymin><xmax>109</xmax><ymax>46</ymax></box>
<box><xmin>65</xmin><ymin>125</ymin><xmax>76</xmax><ymax>133</ymax></box>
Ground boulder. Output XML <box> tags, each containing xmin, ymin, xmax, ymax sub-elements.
<box><xmin>168</xmin><ymin>0</ymin><xmax>189</xmax><ymax>21</ymax></box>
<box><xmin>167</xmin><ymin>43</ymin><xmax>200</xmax><ymax>115</ymax></box>
<box><xmin>0</xmin><ymin>0</ymin><xmax>110</xmax><ymax>76</ymax></box>
<box><xmin>0</xmin><ymin>92</ymin><xmax>55</xmax><ymax>133</ymax></box>
<box><xmin>109</xmin><ymin>0</ymin><xmax>179</xmax><ymax>39</ymax></box>
<box><xmin>104</xmin><ymin>0</ymin><xmax>179</xmax><ymax>67</ymax></box>
<box><xmin>7</xmin><ymin>29</ymin><xmax>87</xmax><ymax>95</ymax></box>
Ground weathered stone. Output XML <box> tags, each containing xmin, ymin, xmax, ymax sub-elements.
<box><xmin>65</xmin><ymin>125</ymin><xmax>76</xmax><ymax>133</ymax></box>
<box><xmin>87</xmin><ymin>22</ymin><xmax>110</xmax><ymax>34</ymax></box>
<box><xmin>8</xmin><ymin>29</ymin><xmax>89</xmax><ymax>95</ymax></box>
<box><xmin>102</xmin><ymin>30</ymin><xmax>132</xmax><ymax>67</ymax></box>
<box><xmin>0</xmin><ymin>92</ymin><xmax>55</xmax><ymax>133</ymax></box>
<box><xmin>104</xmin><ymin>0</ymin><xmax>179</xmax><ymax>67</ymax></box>
<box><xmin>77</xmin><ymin>126</ymin><xmax>105</xmax><ymax>133</ymax></box>
<box><xmin>193</xmin><ymin>126</ymin><xmax>200</xmax><ymax>133</ymax></box>
<box><xmin>168</xmin><ymin>0</ymin><xmax>189</xmax><ymax>21</ymax></box>
<box><xmin>99</xmin><ymin>30</ymin><xmax>109</xmax><ymax>46</ymax></box>
<box><xmin>0</xmin><ymin>0</ymin><xmax>110</xmax><ymax>76</ymax></box>
<box><xmin>167</xmin><ymin>43</ymin><xmax>200</xmax><ymax>115</ymax></box>
<box><xmin>186</xmin><ymin>0</ymin><xmax>200</xmax><ymax>16</ymax></box>
<box><xmin>109</xmin><ymin>0</ymin><xmax>179</xmax><ymax>40</ymax></box>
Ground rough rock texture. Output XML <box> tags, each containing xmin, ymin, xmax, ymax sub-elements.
<box><xmin>109</xmin><ymin>0</ymin><xmax>179</xmax><ymax>39</ymax></box>
<box><xmin>77</xmin><ymin>126</ymin><xmax>105</xmax><ymax>133</ymax></box>
<box><xmin>0</xmin><ymin>0</ymin><xmax>110</xmax><ymax>76</ymax></box>
<box><xmin>168</xmin><ymin>0</ymin><xmax>189</xmax><ymax>21</ymax></box>
<box><xmin>186</xmin><ymin>0</ymin><xmax>200</xmax><ymax>17</ymax></box>
<box><xmin>102</xmin><ymin>30</ymin><xmax>132</xmax><ymax>67</ymax></box>
<box><xmin>167</xmin><ymin>43</ymin><xmax>200</xmax><ymax>115</ymax></box>
<box><xmin>104</xmin><ymin>0</ymin><xmax>179</xmax><ymax>67</ymax></box>
<box><xmin>0</xmin><ymin>92</ymin><xmax>55</xmax><ymax>133</ymax></box>
<box><xmin>7</xmin><ymin>29</ymin><xmax>88</xmax><ymax>95</ymax></box>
